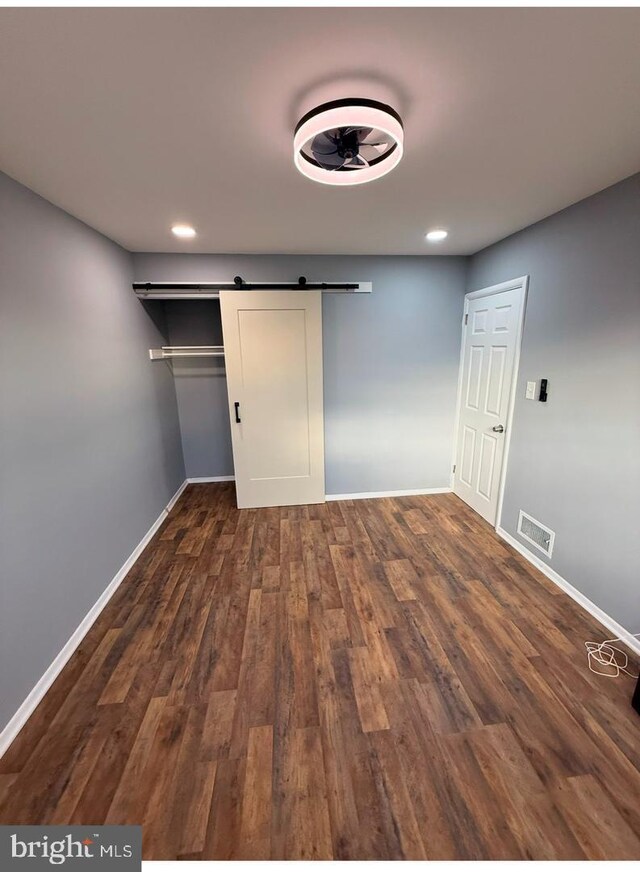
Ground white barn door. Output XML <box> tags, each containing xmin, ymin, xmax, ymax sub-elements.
<box><xmin>454</xmin><ymin>280</ymin><xmax>526</xmax><ymax>524</ymax></box>
<box><xmin>220</xmin><ymin>290</ymin><xmax>325</xmax><ymax>509</ymax></box>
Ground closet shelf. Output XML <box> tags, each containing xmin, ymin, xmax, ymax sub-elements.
<box><xmin>149</xmin><ymin>346</ymin><xmax>225</xmax><ymax>360</ymax></box>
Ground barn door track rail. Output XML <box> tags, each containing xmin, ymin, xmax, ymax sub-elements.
<box><xmin>133</xmin><ymin>277</ymin><xmax>372</xmax><ymax>300</ymax></box>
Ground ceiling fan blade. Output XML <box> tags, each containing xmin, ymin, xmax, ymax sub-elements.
<box><xmin>312</xmin><ymin>150</ymin><xmax>346</xmax><ymax>170</ymax></box>
<box><xmin>359</xmin><ymin>143</ymin><xmax>390</xmax><ymax>162</ymax></box>
<box><xmin>346</xmin><ymin>154</ymin><xmax>369</xmax><ymax>168</ymax></box>
<box><xmin>359</xmin><ymin>129</ymin><xmax>394</xmax><ymax>147</ymax></box>
<box><xmin>343</xmin><ymin>126</ymin><xmax>373</xmax><ymax>140</ymax></box>
<box><xmin>310</xmin><ymin>131</ymin><xmax>339</xmax><ymax>155</ymax></box>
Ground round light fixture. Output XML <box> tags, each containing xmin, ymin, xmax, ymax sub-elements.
<box><xmin>426</xmin><ymin>229</ymin><xmax>448</xmax><ymax>242</ymax></box>
<box><xmin>294</xmin><ymin>98</ymin><xmax>403</xmax><ymax>186</ymax></box>
<box><xmin>171</xmin><ymin>224</ymin><xmax>197</xmax><ymax>238</ymax></box>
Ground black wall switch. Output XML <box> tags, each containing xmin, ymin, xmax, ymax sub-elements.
<box><xmin>539</xmin><ymin>378</ymin><xmax>548</xmax><ymax>402</ymax></box>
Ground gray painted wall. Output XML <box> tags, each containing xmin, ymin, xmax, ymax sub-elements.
<box><xmin>0</xmin><ymin>172</ymin><xmax>185</xmax><ymax>733</ymax></box>
<box><xmin>468</xmin><ymin>173</ymin><xmax>640</xmax><ymax>628</ymax></box>
<box><xmin>134</xmin><ymin>254</ymin><xmax>468</xmax><ymax>494</ymax></box>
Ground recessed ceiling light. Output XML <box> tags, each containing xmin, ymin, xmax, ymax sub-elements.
<box><xmin>171</xmin><ymin>224</ymin><xmax>196</xmax><ymax>238</ymax></box>
<box><xmin>426</xmin><ymin>229</ymin><xmax>448</xmax><ymax>242</ymax></box>
<box><xmin>294</xmin><ymin>98</ymin><xmax>404</xmax><ymax>186</ymax></box>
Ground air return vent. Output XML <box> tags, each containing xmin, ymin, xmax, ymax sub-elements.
<box><xmin>517</xmin><ymin>510</ymin><xmax>555</xmax><ymax>557</ymax></box>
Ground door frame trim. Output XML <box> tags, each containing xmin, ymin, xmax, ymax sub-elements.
<box><xmin>451</xmin><ymin>275</ymin><xmax>529</xmax><ymax>529</ymax></box>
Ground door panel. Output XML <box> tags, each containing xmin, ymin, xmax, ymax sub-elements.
<box><xmin>471</xmin><ymin>307</ymin><xmax>489</xmax><ymax>334</ymax></box>
<box><xmin>460</xmin><ymin>426</ymin><xmax>476</xmax><ymax>486</ymax></box>
<box><xmin>239</xmin><ymin>308</ymin><xmax>310</xmax><ymax>480</ymax></box>
<box><xmin>493</xmin><ymin>304</ymin><xmax>512</xmax><ymax>332</ymax></box>
<box><xmin>477</xmin><ymin>433</ymin><xmax>497</xmax><ymax>499</ymax></box>
<box><xmin>466</xmin><ymin>345</ymin><xmax>483</xmax><ymax>409</ymax></box>
<box><xmin>485</xmin><ymin>346</ymin><xmax>506</xmax><ymax>416</ymax></box>
<box><xmin>454</xmin><ymin>286</ymin><xmax>525</xmax><ymax>524</ymax></box>
<box><xmin>220</xmin><ymin>290</ymin><xmax>325</xmax><ymax>509</ymax></box>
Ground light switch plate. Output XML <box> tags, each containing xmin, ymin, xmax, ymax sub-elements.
<box><xmin>525</xmin><ymin>381</ymin><xmax>537</xmax><ymax>400</ymax></box>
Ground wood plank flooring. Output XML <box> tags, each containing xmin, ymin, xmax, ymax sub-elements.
<box><xmin>1</xmin><ymin>483</ymin><xmax>639</xmax><ymax>859</ymax></box>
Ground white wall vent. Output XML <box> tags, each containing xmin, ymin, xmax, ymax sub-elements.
<box><xmin>517</xmin><ymin>510</ymin><xmax>555</xmax><ymax>557</ymax></box>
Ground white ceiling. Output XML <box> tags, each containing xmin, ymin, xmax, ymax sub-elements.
<box><xmin>0</xmin><ymin>8</ymin><xmax>639</xmax><ymax>255</ymax></box>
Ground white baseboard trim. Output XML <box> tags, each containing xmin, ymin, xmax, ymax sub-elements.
<box><xmin>326</xmin><ymin>487</ymin><xmax>452</xmax><ymax>502</ymax></box>
<box><xmin>0</xmin><ymin>478</ymin><xmax>189</xmax><ymax>760</ymax></box>
<box><xmin>497</xmin><ymin>526</ymin><xmax>640</xmax><ymax>657</ymax></box>
<box><xmin>166</xmin><ymin>478</ymin><xmax>188</xmax><ymax>512</ymax></box>
<box><xmin>187</xmin><ymin>476</ymin><xmax>235</xmax><ymax>484</ymax></box>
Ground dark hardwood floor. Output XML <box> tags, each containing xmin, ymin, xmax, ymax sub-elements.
<box><xmin>1</xmin><ymin>483</ymin><xmax>639</xmax><ymax>859</ymax></box>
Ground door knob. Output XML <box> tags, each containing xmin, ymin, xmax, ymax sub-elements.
<box><xmin>492</xmin><ymin>424</ymin><xmax>504</xmax><ymax>433</ymax></box>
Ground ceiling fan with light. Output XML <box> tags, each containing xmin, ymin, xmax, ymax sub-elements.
<box><xmin>294</xmin><ymin>98</ymin><xmax>404</xmax><ymax>185</ymax></box>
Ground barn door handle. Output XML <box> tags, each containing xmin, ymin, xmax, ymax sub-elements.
<box><xmin>234</xmin><ymin>402</ymin><xmax>241</xmax><ymax>423</ymax></box>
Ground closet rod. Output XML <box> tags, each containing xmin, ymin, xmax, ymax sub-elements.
<box><xmin>149</xmin><ymin>345</ymin><xmax>225</xmax><ymax>360</ymax></box>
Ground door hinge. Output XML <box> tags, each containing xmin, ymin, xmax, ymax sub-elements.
<box><xmin>452</xmin><ymin>464</ymin><xmax>456</xmax><ymax>474</ymax></box>
<box><xmin>464</xmin><ymin>313</ymin><xmax>468</xmax><ymax>325</ymax></box>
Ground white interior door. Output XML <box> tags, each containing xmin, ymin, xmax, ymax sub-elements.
<box><xmin>220</xmin><ymin>290</ymin><xmax>325</xmax><ymax>509</ymax></box>
<box><xmin>454</xmin><ymin>282</ymin><xmax>526</xmax><ymax>524</ymax></box>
